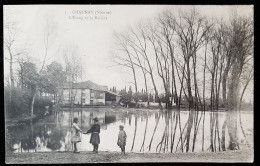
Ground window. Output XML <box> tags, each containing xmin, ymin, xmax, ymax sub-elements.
<box><xmin>100</xmin><ymin>93</ymin><xmax>104</xmax><ymax>98</ymax></box>
<box><xmin>91</xmin><ymin>93</ymin><xmax>94</xmax><ymax>98</ymax></box>
<box><xmin>82</xmin><ymin>99</ymin><xmax>85</xmax><ymax>103</ymax></box>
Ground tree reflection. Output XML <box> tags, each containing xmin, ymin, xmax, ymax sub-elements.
<box><xmin>7</xmin><ymin>108</ymin><xmax>249</xmax><ymax>154</ymax></box>
<box><xmin>148</xmin><ymin>111</ymin><xmax>162</xmax><ymax>151</ymax></box>
<box><xmin>130</xmin><ymin>115</ymin><xmax>138</xmax><ymax>151</ymax></box>
<box><xmin>140</xmin><ymin>112</ymin><xmax>148</xmax><ymax>152</ymax></box>
<box><xmin>170</xmin><ymin>110</ymin><xmax>180</xmax><ymax>153</ymax></box>
<box><xmin>129</xmin><ymin>114</ymin><xmax>132</xmax><ymax>125</ymax></box>
<box><xmin>156</xmin><ymin>111</ymin><xmax>170</xmax><ymax>153</ymax></box>
<box><xmin>45</xmin><ymin>110</ymin><xmax>66</xmax><ymax>151</ymax></box>
<box><xmin>46</xmin><ymin>129</ymin><xmax>63</xmax><ymax>151</ymax></box>
<box><xmin>105</xmin><ymin>112</ymin><xmax>116</xmax><ymax>124</ymax></box>
<box><xmin>20</xmin><ymin>124</ymin><xmax>36</xmax><ymax>152</ymax></box>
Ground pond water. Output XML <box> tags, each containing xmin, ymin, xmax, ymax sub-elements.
<box><xmin>6</xmin><ymin>108</ymin><xmax>253</xmax><ymax>153</ymax></box>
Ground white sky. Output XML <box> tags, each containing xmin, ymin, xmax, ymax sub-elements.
<box><xmin>4</xmin><ymin>5</ymin><xmax>253</xmax><ymax>102</ymax></box>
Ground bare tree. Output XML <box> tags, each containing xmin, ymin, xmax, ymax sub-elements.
<box><xmin>221</xmin><ymin>13</ymin><xmax>253</xmax><ymax>150</ymax></box>
<box><xmin>125</xmin><ymin>27</ymin><xmax>150</xmax><ymax>107</ymax></box>
<box><xmin>205</xmin><ymin>21</ymin><xmax>224</xmax><ymax>151</ymax></box>
<box><xmin>148</xmin><ymin>14</ymin><xmax>172</xmax><ymax>109</ymax></box>
<box><xmin>129</xmin><ymin>24</ymin><xmax>162</xmax><ymax>107</ymax></box>
<box><xmin>238</xmin><ymin>66</ymin><xmax>253</xmax><ymax>148</ymax></box>
<box><xmin>113</xmin><ymin>32</ymin><xmax>139</xmax><ymax>104</ymax></box>
<box><xmin>175</xmin><ymin>8</ymin><xmax>212</xmax><ymax>152</ymax></box>
<box><xmin>63</xmin><ymin>46</ymin><xmax>82</xmax><ymax>118</ymax></box>
<box><xmin>29</xmin><ymin>17</ymin><xmax>58</xmax><ymax>124</ymax></box>
<box><xmin>40</xmin><ymin>17</ymin><xmax>58</xmax><ymax>71</ymax></box>
<box><xmin>4</xmin><ymin>21</ymin><xmax>28</xmax><ymax>113</ymax></box>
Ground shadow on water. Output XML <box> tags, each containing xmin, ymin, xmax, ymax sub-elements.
<box><xmin>6</xmin><ymin>108</ymin><xmax>253</xmax><ymax>153</ymax></box>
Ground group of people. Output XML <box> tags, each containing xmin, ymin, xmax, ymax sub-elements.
<box><xmin>71</xmin><ymin>117</ymin><xmax>127</xmax><ymax>154</ymax></box>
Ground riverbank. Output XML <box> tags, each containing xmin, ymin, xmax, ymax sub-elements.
<box><xmin>6</xmin><ymin>148</ymin><xmax>253</xmax><ymax>163</ymax></box>
<box><xmin>5</xmin><ymin>113</ymin><xmax>49</xmax><ymax>127</ymax></box>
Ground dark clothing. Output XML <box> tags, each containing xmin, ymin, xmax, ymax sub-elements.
<box><xmin>117</xmin><ymin>130</ymin><xmax>126</xmax><ymax>154</ymax></box>
<box><xmin>90</xmin><ymin>133</ymin><xmax>100</xmax><ymax>144</ymax></box>
<box><xmin>87</xmin><ymin>123</ymin><xmax>100</xmax><ymax>145</ymax></box>
<box><xmin>117</xmin><ymin>130</ymin><xmax>127</xmax><ymax>146</ymax></box>
<box><xmin>93</xmin><ymin>144</ymin><xmax>99</xmax><ymax>153</ymax></box>
<box><xmin>120</xmin><ymin>146</ymin><xmax>125</xmax><ymax>153</ymax></box>
<box><xmin>87</xmin><ymin>123</ymin><xmax>100</xmax><ymax>133</ymax></box>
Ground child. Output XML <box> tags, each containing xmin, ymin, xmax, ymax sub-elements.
<box><xmin>117</xmin><ymin>125</ymin><xmax>127</xmax><ymax>154</ymax></box>
<box><xmin>85</xmin><ymin>117</ymin><xmax>100</xmax><ymax>153</ymax></box>
<box><xmin>71</xmin><ymin>117</ymin><xmax>83</xmax><ymax>153</ymax></box>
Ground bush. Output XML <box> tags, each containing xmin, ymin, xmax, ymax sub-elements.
<box><xmin>4</xmin><ymin>86</ymin><xmax>53</xmax><ymax>119</ymax></box>
<box><xmin>34</xmin><ymin>97</ymin><xmax>53</xmax><ymax>115</ymax></box>
<box><xmin>4</xmin><ymin>87</ymin><xmax>32</xmax><ymax>118</ymax></box>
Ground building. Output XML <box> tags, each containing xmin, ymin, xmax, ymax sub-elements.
<box><xmin>61</xmin><ymin>80</ymin><xmax>121</xmax><ymax>106</ymax></box>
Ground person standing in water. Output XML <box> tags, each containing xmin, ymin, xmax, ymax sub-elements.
<box><xmin>117</xmin><ymin>125</ymin><xmax>127</xmax><ymax>154</ymax></box>
<box><xmin>85</xmin><ymin>117</ymin><xmax>100</xmax><ymax>153</ymax></box>
<box><xmin>71</xmin><ymin>117</ymin><xmax>83</xmax><ymax>153</ymax></box>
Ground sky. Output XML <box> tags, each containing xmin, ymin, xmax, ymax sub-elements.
<box><xmin>4</xmin><ymin>5</ymin><xmax>253</xmax><ymax>102</ymax></box>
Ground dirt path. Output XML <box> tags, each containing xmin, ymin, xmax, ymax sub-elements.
<box><xmin>6</xmin><ymin>149</ymin><xmax>253</xmax><ymax>163</ymax></box>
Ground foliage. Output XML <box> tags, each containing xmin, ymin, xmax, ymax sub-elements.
<box><xmin>5</xmin><ymin>61</ymin><xmax>65</xmax><ymax>119</ymax></box>
<box><xmin>5</xmin><ymin>86</ymin><xmax>32</xmax><ymax>118</ymax></box>
<box><xmin>18</xmin><ymin>61</ymin><xmax>38</xmax><ymax>92</ymax></box>
<box><xmin>46</xmin><ymin>130</ymin><xmax>63</xmax><ymax>151</ymax></box>
<box><xmin>44</xmin><ymin>61</ymin><xmax>67</xmax><ymax>94</ymax></box>
<box><xmin>5</xmin><ymin>87</ymin><xmax>54</xmax><ymax>119</ymax></box>
<box><xmin>34</xmin><ymin>97</ymin><xmax>53</xmax><ymax>115</ymax></box>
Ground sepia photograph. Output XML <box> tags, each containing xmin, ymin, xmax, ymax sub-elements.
<box><xmin>4</xmin><ymin>5</ymin><xmax>254</xmax><ymax>163</ymax></box>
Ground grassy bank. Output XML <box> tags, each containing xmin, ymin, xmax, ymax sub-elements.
<box><xmin>6</xmin><ymin>148</ymin><xmax>253</xmax><ymax>163</ymax></box>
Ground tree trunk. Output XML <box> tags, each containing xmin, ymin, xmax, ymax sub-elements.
<box><xmin>221</xmin><ymin>67</ymin><xmax>229</xmax><ymax>150</ymax></box>
<box><xmin>30</xmin><ymin>89</ymin><xmax>37</xmax><ymax>125</ymax></box>
<box><xmin>185</xmin><ymin>58</ymin><xmax>194</xmax><ymax>152</ymax></box>
<box><xmin>238</xmin><ymin>69</ymin><xmax>253</xmax><ymax>147</ymax></box>
<box><xmin>226</xmin><ymin>71</ymin><xmax>240</xmax><ymax>150</ymax></box>
<box><xmin>203</xmin><ymin>41</ymin><xmax>207</xmax><ymax>111</ymax></box>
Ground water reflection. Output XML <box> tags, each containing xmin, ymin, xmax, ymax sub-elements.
<box><xmin>7</xmin><ymin>108</ymin><xmax>253</xmax><ymax>153</ymax></box>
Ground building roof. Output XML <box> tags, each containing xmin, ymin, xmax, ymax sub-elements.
<box><xmin>64</xmin><ymin>80</ymin><xmax>108</xmax><ymax>91</ymax></box>
<box><xmin>105</xmin><ymin>90</ymin><xmax>122</xmax><ymax>96</ymax></box>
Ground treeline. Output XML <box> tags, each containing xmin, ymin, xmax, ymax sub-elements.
<box><xmin>116</xmin><ymin>86</ymin><xmax>155</xmax><ymax>104</ymax></box>
<box><xmin>111</xmin><ymin>85</ymin><xmax>248</xmax><ymax>110</ymax></box>
<box><xmin>4</xmin><ymin>61</ymin><xmax>67</xmax><ymax>119</ymax></box>
<box><xmin>112</xmin><ymin>8</ymin><xmax>253</xmax><ymax>151</ymax></box>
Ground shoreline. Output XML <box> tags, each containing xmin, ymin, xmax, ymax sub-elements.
<box><xmin>6</xmin><ymin>148</ymin><xmax>254</xmax><ymax>163</ymax></box>
<box><xmin>5</xmin><ymin>107</ymin><xmax>253</xmax><ymax>126</ymax></box>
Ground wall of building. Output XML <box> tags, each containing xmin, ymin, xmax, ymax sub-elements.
<box><xmin>90</xmin><ymin>90</ymin><xmax>105</xmax><ymax>105</ymax></box>
<box><xmin>82</xmin><ymin>89</ymin><xmax>90</xmax><ymax>105</ymax></box>
<box><xmin>62</xmin><ymin>89</ymin><xmax>84</xmax><ymax>105</ymax></box>
<box><xmin>62</xmin><ymin>89</ymin><xmax>70</xmax><ymax>105</ymax></box>
<box><xmin>62</xmin><ymin>89</ymin><xmax>106</xmax><ymax>106</ymax></box>
<box><xmin>73</xmin><ymin>89</ymin><xmax>82</xmax><ymax>105</ymax></box>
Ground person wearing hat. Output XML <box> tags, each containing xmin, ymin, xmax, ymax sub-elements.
<box><xmin>117</xmin><ymin>125</ymin><xmax>127</xmax><ymax>154</ymax></box>
<box><xmin>85</xmin><ymin>117</ymin><xmax>100</xmax><ymax>153</ymax></box>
